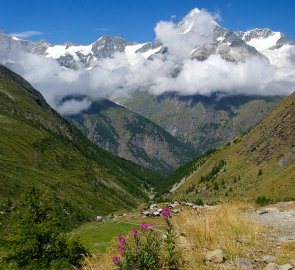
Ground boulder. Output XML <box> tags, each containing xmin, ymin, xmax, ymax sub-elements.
<box><xmin>149</xmin><ymin>204</ymin><xmax>157</xmax><ymax>209</ymax></box>
<box><xmin>264</xmin><ymin>263</ymin><xmax>279</xmax><ymax>270</ymax></box>
<box><xmin>234</xmin><ymin>258</ymin><xmax>255</xmax><ymax>269</ymax></box>
<box><xmin>262</xmin><ymin>255</ymin><xmax>277</xmax><ymax>263</ymax></box>
<box><xmin>205</xmin><ymin>249</ymin><xmax>224</xmax><ymax>263</ymax></box>
<box><xmin>96</xmin><ymin>216</ymin><xmax>103</xmax><ymax>222</ymax></box>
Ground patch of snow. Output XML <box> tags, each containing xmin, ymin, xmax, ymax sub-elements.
<box><xmin>142</xmin><ymin>46</ymin><xmax>163</xmax><ymax>59</ymax></box>
<box><xmin>217</xmin><ymin>37</ymin><xmax>225</xmax><ymax>42</ymax></box>
<box><xmin>124</xmin><ymin>43</ymin><xmax>146</xmax><ymax>65</ymax></box>
<box><xmin>45</xmin><ymin>44</ymin><xmax>93</xmax><ymax>59</ymax></box>
<box><xmin>247</xmin><ymin>32</ymin><xmax>281</xmax><ymax>51</ymax></box>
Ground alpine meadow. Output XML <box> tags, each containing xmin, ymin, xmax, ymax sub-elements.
<box><xmin>0</xmin><ymin>1</ymin><xmax>294</xmax><ymax>269</ymax></box>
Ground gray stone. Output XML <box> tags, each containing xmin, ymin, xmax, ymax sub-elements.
<box><xmin>262</xmin><ymin>255</ymin><xmax>277</xmax><ymax>263</ymax></box>
<box><xmin>278</xmin><ymin>264</ymin><xmax>293</xmax><ymax>270</ymax></box>
<box><xmin>153</xmin><ymin>211</ymin><xmax>160</xmax><ymax>217</ymax></box>
<box><xmin>265</xmin><ymin>263</ymin><xmax>279</xmax><ymax>270</ymax></box>
<box><xmin>264</xmin><ymin>263</ymin><xmax>279</xmax><ymax>270</ymax></box>
<box><xmin>234</xmin><ymin>258</ymin><xmax>255</xmax><ymax>269</ymax></box>
<box><xmin>96</xmin><ymin>216</ymin><xmax>103</xmax><ymax>222</ymax></box>
<box><xmin>172</xmin><ymin>209</ymin><xmax>180</xmax><ymax>213</ymax></box>
<box><xmin>205</xmin><ymin>249</ymin><xmax>224</xmax><ymax>263</ymax></box>
<box><xmin>257</xmin><ymin>210</ymin><xmax>269</xmax><ymax>215</ymax></box>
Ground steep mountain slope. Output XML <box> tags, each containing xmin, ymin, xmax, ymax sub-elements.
<box><xmin>67</xmin><ymin>98</ymin><xmax>197</xmax><ymax>174</ymax></box>
<box><xmin>121</xmin><ymin>91</ymin><xmax>281</xmax><ymax>153</ymax></box>
<box><xmin>0</xmin><ymin>65</ymin><xmax>161</xmax><ymax>221</ymax></box>
<box><xmin>163</xmin><ymin>92</ymin><xmax>295</xmax><ymax>202</ymax></box>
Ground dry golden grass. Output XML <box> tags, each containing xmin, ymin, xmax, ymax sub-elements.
<box><xmin>173</xmin><ymin>201</ymin><xmax>271</xmax><ymax>269</ymax></box>
<box><xmin>83</xmin><ymin>251</ymin><xmax>113</xmax><ymax>270</ymax></box>
<box><xmin>276</xmin><ymin>242</ymin><xmax>295</xmax><ymax>265</ymax></box>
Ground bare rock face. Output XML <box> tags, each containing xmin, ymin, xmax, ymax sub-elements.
<box><xmin>205</xmin><ymin>249</ymin><xmax>224</xmax><ymax>263</ymax></box>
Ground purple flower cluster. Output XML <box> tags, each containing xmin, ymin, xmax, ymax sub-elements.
<box><xmin>162</xmin><ymin>208</ymin><xmax>171</xmax><ymax>218</ymax></box>
<box><xmin>117</xmin><ymin>244</ymin><xmax>126</xmax><ymax>253</ymax></box>
<box><xmin>118</xmin><ymin>235</ymin><xmax>127</xmax><ymax>244</ymax></box>
<box><xmin>112</xmin><ymin>256</ymin><xmax>121</xmax><ymax>265</ymax></box>
<box><xmin>140</xmin><ymin>223</ymin><xmax>154</xmax><ymax>230</ymax></box>
<box><xmin>131</xmin><ymin>229</ymin><xmax>139</xmax><ymax>237</ymax></box>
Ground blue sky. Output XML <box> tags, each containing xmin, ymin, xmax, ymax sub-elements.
<box><xmin>0</xmin><ymin>0</ymin><xmax>294</xmax><ymax>44</ymax></box>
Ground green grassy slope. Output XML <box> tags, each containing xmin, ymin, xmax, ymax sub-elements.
<box><xmin>67</xmin><ymin>98</ymin><xmax>197</xmax><ymax>175</ymax></box>
<box><xmin>162</xmin><ymin>93</ymin><xmax>295</xmax><ymax>202</ymax></box>
<box><xmin>0</xmin><ymin>65</ymin><xmax>161</xmax><ymax>222</ymax></box>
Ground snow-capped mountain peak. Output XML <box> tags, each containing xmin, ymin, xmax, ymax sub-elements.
<box><xmin>236</xmin><ymin>28</ymin><xmax>294</xmax><ymax>51</ymax></box>
<box><xmin>177</xmin><ymin>8</ymin><xmax>219</xmax><ymax>35</ymax></box>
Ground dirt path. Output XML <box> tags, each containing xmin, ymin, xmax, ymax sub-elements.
<box><xmin>247</xmin><ymin>202</ymin><xmax>295</xmax><ymax>243</ymax></box>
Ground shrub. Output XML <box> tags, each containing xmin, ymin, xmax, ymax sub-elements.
<box><xmin>112</xmin><ymin>209</ymin><xmax>180</xmax><ymax>270</ymax></box>
<box><xmin>256</xmin><ymin>196</ymin><xmax>271</xmax><ymax>206</ymax></box>
<box><xmin>3</xmin><ymin>186</ymin><xmax>88</xmax><ymax>269</ymax></box>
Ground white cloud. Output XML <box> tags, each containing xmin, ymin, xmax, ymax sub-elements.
<box><xmin>57</xmin><ymin>98</ymin><xmax>92</xmax><ymax>115</ymax></box>
<box><xmin>1</xmin><ymin>8</ymin><xmax>295</xmax><ymax>115</ymax></box>
<box><xmin>9</xmin><ymin>31</ymin><xmax>43</xmax><ymax>38</ymax></box>
<box><xmin>95</xmin><ymin>28</ymin><xmax>111</xmax><ymax>32</ymax></box>
<box><xmin>154</xmin><ymin>9</ymin><xmax>215</xmax><ymax>61</ymax></box>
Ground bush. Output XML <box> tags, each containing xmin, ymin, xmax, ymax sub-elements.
<box><xmin>3</xmin><ymin>186</ymin><xmax>88</xmax><ymax>269</ymax></box>
<box><xmin>112</xmin><ymin>209</ymin><xmax>181</xmax><ymax>270</ymax></box>
<box><xmin>255</xmin><ymin>196</ymin><xmax>271</xmax><ymax>206</ymax></box>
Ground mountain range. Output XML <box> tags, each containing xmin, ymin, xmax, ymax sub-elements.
<box><xmin>1</xmin><ymin>8</ymin><xmax>294</xmax><ymax>68</ymax></box>
<box><xmin>0</xmin><ymin>7</ymin><xmax>294</xmax><ymax>173</ymax></box>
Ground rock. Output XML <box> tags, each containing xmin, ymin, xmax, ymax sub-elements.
<box><xmin>169</xmin><ymin>203</ymin><xmax>178</xmax><ymax>209</ymax></box>
<box><xmin>257</xmin><ymin>210</ymin><xmax>269</xmax><ymax>215</ymax></box>
<box><xmin>205</xmin><ymin>249</ymin><xmax>224</xmax><ymax>263</ymax></box>
<box><xmin>236</xmin><ymin>236</ymin><xmax>250</xmax><ymax>244</ymax></box>
<box><xmin>234</xmin><ymin>258</ymin><xmax>255</xmax><ymax>269</ymax></box>
<box><xmin>172</xmin><ymin>208</ymin><xmax>180</xmax><ymax>213</ymax></box>
<box><xmin>278</xmin><ymin>264</ymin><xmax>293</xmax><ymax>270</ymax></box>
<box><xmin>153</xmin><ymin>211</ymin><xmax>160</xmax><ymax>217</ymax></box>
<box><xmin>142</xmin><ymin>210</ymin><xmax>150</xmax><ymax>216</ymax></box>
<box><xmin>186</xmin><ymin>203</ymin><xmax>194</xmax><ymax>207</ymax></box>
<box><xmin>149</xmin><ymin>204</ymin><xmax>157</xmax><ymax>209</ymax></box>
<box><xmin>96</xmin><ymin>216</ymin><xmax>103</xmax><ymax>222</ymax></box>
<box><xmin>262</xmin><ymin>255</ymin><xmax>277</xmax><ymax>263</ymax></box>
<box><xmin>264</xmin><ymin>263</ymin><xmax>279</xmax><ymax>270</ymax></box>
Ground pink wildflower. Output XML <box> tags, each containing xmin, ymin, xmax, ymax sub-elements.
<box><xmin>118</xmin><ymin>235</ymin><xmax>127</xmax><ymax>244</ymax></box>
<box><xmin>112</xmin><ymin>256</ymin><xmax>121</xmax><ymax>265</ymax></box>
<box><xmin>162</xmin><ymin>208</ymin><xmax>171</xmax><ymax>218</ymax></box>
<box><xmin>140</xmin><ymin>223</ymin><xmax>154</xmax><ymax>230</ymax></box>
<box><xmin>117</xmin><ymin>244</ymin><xmax>126</xmax><ymax>253</ymax></box>
<box><xmin>131</xmin><ymin>229</ymin><xmax>139</xmax><ymax>237</ymax></box>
